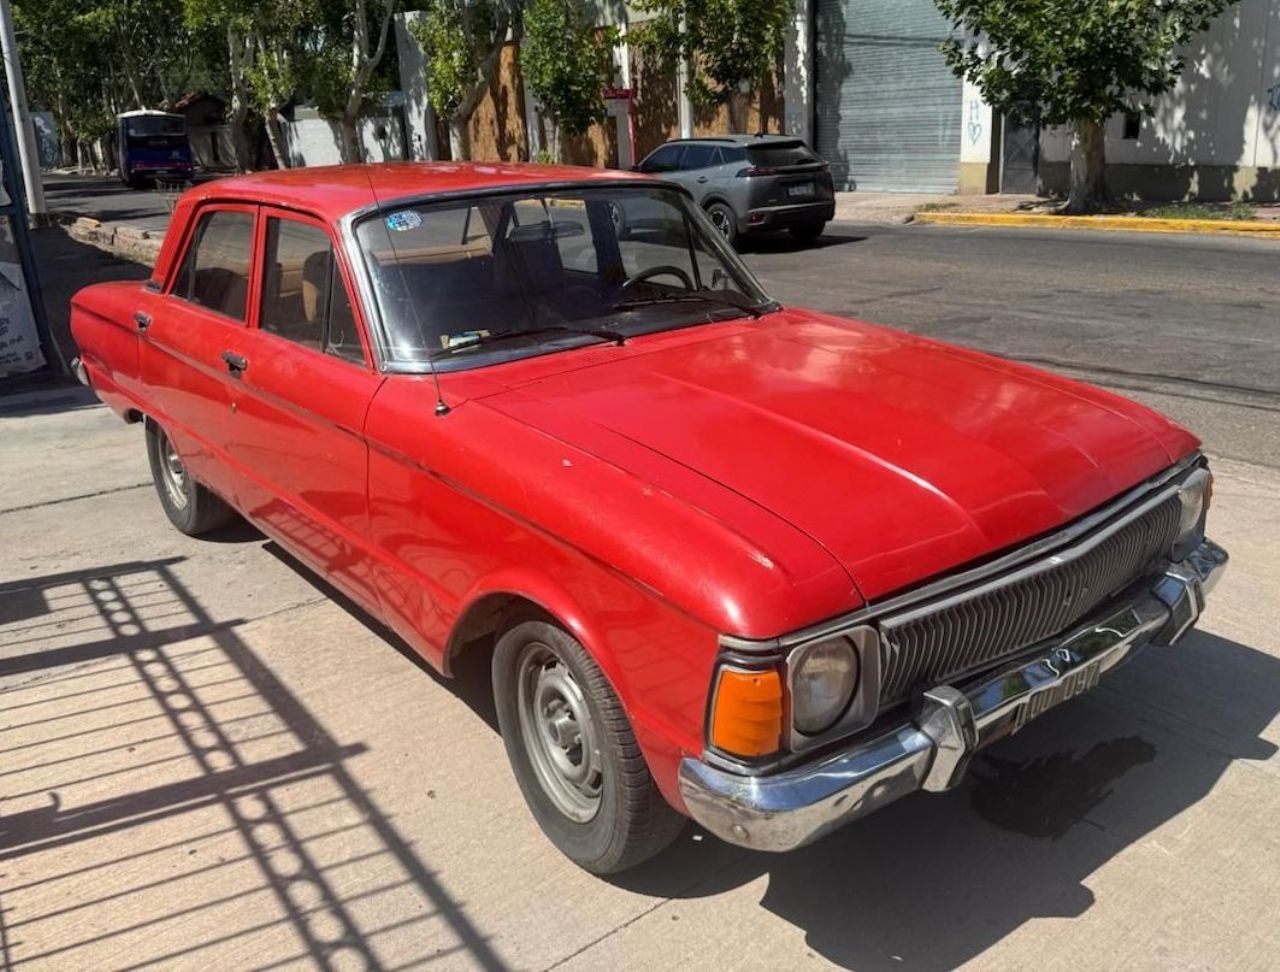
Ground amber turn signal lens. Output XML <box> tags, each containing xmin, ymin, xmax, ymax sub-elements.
<box><xmin>710</xmin><ymin>667</ymin><xmax>783</xmax><ymax>758</ymax></box>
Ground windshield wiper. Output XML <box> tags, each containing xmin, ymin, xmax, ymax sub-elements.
<box><xmin>429</xmin><ymin>324</ymin><xmax>627</xmax><ymax>360</ymax></box>
<box><xmin>611</xmin><ymin>290</ymin><xmax>764</xmax><ymax>319</ymax></box>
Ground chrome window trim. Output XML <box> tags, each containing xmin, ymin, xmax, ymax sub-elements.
<box><xmin>720</xmin><ymin>451</ymin><xmax>1204</xmax><ymax>656</ymax></box>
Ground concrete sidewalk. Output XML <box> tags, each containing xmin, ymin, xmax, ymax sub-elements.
<box><xmin>2</xmin><ymin>382</ymin><xmax>1279</xmax><ymax>970</ymax></box>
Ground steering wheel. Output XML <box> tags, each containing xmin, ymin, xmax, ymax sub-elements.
<box><xmin>618</xmin><ymin>264</ymin><xmax>694</xmax><ymax>295</ymax></box>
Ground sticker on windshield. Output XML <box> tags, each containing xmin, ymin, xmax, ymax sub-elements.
<box><xmin>385</xmin><ymin>210</ymin><xmax>422</xmax><ymax>232</ymax></box>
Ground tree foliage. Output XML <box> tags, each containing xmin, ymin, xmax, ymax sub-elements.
<box><xmin>936</xmin><ymin>0</ymin><xmax>1233</xmax><ymax>126</ymax></box>
<box><xmin>408</xmin><ymin>0</ymin><xmax>519</xmax><ymax>159</ymax></box>
<box><xmin>523</xmin><ymin>0</ymin><xmax>617</xmax><ymax>155</ymax></box>
<box><xmin>934</xmin><ymin>0</ymin><xmax>1233</xmax><ymax>210</ymax></box>
<box><xmin>636</xmin><ymin>0</ymin><xmax>790</xmax><ymax>129</ymax></box>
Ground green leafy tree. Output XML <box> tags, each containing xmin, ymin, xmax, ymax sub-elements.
<box><xmin>408</xmin><ymin>0</ymin><xmax>520</xmax><ymax>160</ymax></box>
<box><xmin>302</xmin><ymin>0</ymin><xmax>398</xmax><ymax>164</ymax></box>
<box><xmin>185</xmin><ymin>0</ymin><xmax>259</xmax><ymax>169</ymax></box>
<box><xmin>935</xmin><ymin>0</ymin><xmax>1233</xmax><ymax>212</ymax></box>
<box><xmin>523</xmin><ymin>0</ymin><xmax>617</xmax><ymax>161</ymax></box>
<box><xmin>636</xmin><ymin>0</ymin><xmax>790</xmax><ymax>132</ymax></box>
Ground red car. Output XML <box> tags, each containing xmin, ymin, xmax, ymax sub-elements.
<box><xmin>71</xmin><ymin>163</ymin><xmax>1227</xmax><ymax>873</ymax></box>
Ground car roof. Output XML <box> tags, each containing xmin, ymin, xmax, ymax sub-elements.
<box><xmin>657</xmin><ymin>134</ymin><xmax>805</xmax><ymax>148</ymax></box>
<box><xmin>179</xmin><ymin>162</ymin><xmax>655</xmax><ymax>224</ymax></box>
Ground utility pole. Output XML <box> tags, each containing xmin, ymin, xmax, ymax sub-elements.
<box><xmin>0</xmin><ymin>0</ymin><xmax>47</xmax><ymax>217</ymax></box>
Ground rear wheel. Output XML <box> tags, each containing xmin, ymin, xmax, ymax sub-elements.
<box><xmin>789</xmin><ymin>220</ymin><xmax>826</xmax><ymax>243</ymax></box>
<box><xmin>705</xmin><ymin>202</ymin><xmax>739</xmax><ymax>248</ymax></box>
<box><xmin>145</xmin><ymin>420</ymin><xmax>238</xmax><ymax>536</ymax></box>
<box><xmin>493</xmin><ymin>616</ymin><xmax>684</xmax><ymax>873</ymax></box>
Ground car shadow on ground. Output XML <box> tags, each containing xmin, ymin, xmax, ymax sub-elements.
<box><xmin>613</xmin><ymin>627</ymin><xmax>1279</xmax><ymax>969</ymax></box>
<box><xmin>246</xmin><ymin>533</ymin><xmax>1280</xmax><ymax>968</ymax></box>
<box><xmin>739</xmin><ymin>230</ymin><xmax>868</xmax><ymax>255</ymax></box>
<box><xmin>0</xmin><ymin>558</ymin><xmax>509</xmax><ymax>970</ymax></box>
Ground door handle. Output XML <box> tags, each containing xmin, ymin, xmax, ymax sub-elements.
<box><xmin>221</xmin><ymin>350</ymin><xmax>248</xmax><ymax>377</ymax></box>
<box><xmin>697</xmin><ymin>176</ymin><xmax>708</xmax><ymax>183</ymax></box>
<box><xmin>133</xmin><ymin>310</ymin><xmax>151</xmax><ymax>331</ymax></box>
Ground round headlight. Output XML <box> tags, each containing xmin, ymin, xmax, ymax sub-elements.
<box><xmin>790</xmin><ymin>637</ymin><xmax>859</xmax><ymax>736</ymax></box>
<box><xmin>1173</xmin><ymin>469</ymin><xmax>1211</xmax><ymax>559</ymax></box>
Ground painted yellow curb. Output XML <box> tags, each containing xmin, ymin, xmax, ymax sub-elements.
<box><xmin>913</xmin><ymin>210</ymin><xmax>1280</xmax><ymax>237</ymax></box>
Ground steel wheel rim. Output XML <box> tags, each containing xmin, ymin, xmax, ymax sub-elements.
<box><xmin>516</xmin><ymin>642</ymin><xmax>603</xmax><ymax>822</ymax></box>
<box><xmin>710</xmin><ymin>208</ymin><xmax>732</xmax><ymax>239</ymax></box>
<box><xmin>158</xmin><ymin>432</ymin><xmax>189</xmax><ymax>510</ymax></box>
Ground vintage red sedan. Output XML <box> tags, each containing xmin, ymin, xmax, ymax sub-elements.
<box><xmin>71</xmin><ymin>163</ymin><xmax>1227</xmax><ymax>873</ymax></box>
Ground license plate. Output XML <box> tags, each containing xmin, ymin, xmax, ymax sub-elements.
<box><xmin>1011</xmin><ymin>658</ymin><xmax>1102</xmax><ymax>733</ymax></box>
<box><xmin>786</xmin><ymin>182</ymin><xmax>814</xmax><ymax>198</ymax></box>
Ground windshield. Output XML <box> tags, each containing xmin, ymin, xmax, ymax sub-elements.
<box><xmin>354</xmin><ymin>185</ymin><xmax>773</xmax><ymax>371</ymax></box>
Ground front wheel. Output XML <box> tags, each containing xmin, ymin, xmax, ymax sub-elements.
<box><xmin>145</xmin><ymin>420</ymin><xmax>238</xmax><ymax>536</ymax></box>
<box><xmin>493</xmin><ymin>617</ymin><xmax>684</xmax><ymax>873</ymax></box>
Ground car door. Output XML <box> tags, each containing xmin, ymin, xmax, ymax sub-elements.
<box><xmin>675</xmin><ymin>143</ymin><xmax>721</xmax><ymax>204</ymax></box>
<box><xmin>140</xmin><ymin>203</ymin><xmax>258</xmax><ymax>505</ymax></box>
<box><xmin>226</xmin><ymin>208</ymin><xmax>384</xmax><ymax>613</ymax></box>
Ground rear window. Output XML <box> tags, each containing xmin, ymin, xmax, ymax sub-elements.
<box><xmin>746</xmin><ymin>142</ymin><xmax>821</xmax><ymax>167</ymax></box>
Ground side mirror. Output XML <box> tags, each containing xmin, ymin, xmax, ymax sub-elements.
<box><xmin>630</xmin><ymin>164</ymin><xmax>644</xmax><ymax>173</ymax></box>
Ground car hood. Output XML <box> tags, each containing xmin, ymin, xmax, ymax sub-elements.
<box><xmin>480</xmin><ymin>309</ymin><xmax>1198</xmax><ymax>603</ymax></box>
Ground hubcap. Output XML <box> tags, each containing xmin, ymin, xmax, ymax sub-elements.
<box><xmin>158</xmin><ymin>433</ymin><xmax>189</xmax><ymax>510</ymax></box>
<box><xmin>516</xmin><ymin>643</ymin><xmax>603</xmax><ymax>822</ymax></box>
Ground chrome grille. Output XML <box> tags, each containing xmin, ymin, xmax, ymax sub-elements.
<box><xmin>876</xmin><ymin>494</ymin><xmax>1183</xmax><ymax>705</ymax></box>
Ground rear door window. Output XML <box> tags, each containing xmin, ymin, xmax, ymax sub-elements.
<box><xmin>679</xmin><ymin>144</ymin><xmax>718</xmax><ymax>170</ymax></box>
<box><xmin>171</xmin><ymin>209</ymin><xmax>254</xmax><ymax>320</ymax></box>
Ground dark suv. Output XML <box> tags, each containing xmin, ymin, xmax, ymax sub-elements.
<box><xmin>633</xmin><ymin>134</ymin><xmax>835</xmax><ymax>246</ymax></box>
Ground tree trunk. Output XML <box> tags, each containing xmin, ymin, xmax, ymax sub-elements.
<box><xmin>727</xmin><ymin>89</ymin><xmax>749</xmax><ymax>134</ymax></box>
<box><xmin>227</xmin><ymin>25</ymin><xmax>252</xmax><ymax>171</ymax></box>
<box><xmin>448</xmin><ymin>115</ymin><xmax>471</xmax><ymax>161</ymax></box>
<box><xmin>1066</xmin><ymin>118</ymin><xmax>1107</xmax><ymax>214</ymax></box>
<box><xmin>339</xmin><ymin>114</ymin><xmax>362</xmax><ymax>164</ymax></box>
<box><xmin>548</xmin><ymin>116</ymin><xmax>564</xmax><ymax>163</ymax></box>
<box><xmin>264</xmin><ymin>111</ymin><xmax>291</xmax><ymax>169</ymax></box>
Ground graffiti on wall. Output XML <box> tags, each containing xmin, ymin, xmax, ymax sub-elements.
<box><xmin>967</xmin><ymin>100</ymin><xmax>983</xmax><ymax>145</ymax></box>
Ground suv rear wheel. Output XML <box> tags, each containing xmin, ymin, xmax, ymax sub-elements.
<box><xmin>493</xmin><ymin>615</ymin><xmax>684</xmax><ymax>873</ymax></box>
<box><xmin>705</xmin><ymin>202</ymin><xmax>739</xmax><ymax>247</ymax></box>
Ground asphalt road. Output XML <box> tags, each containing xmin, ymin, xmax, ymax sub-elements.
<box><xmin>4</xmin><ymin>199</ymin><xmax>1278</xmax><ymax>969</ymax></box>
<box><xmin>742</xmin><ymin>222</ymin><xmax>1280</xmax><ymax>469</ymax></box>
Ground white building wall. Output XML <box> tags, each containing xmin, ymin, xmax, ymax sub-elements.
<box><xmin>282</xmin><ymin>115</ymin><xmax>407</xmax><ymax>168</ymax></box>
<box><xmin>1041</xmin><ymin>0</ymin><xmax>1280</xmax><ymax>172</ymax></box>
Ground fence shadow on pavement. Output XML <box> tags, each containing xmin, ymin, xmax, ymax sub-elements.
<box><xmin>0</xmin><ymin>558</ymin><xmax>508</xmax><ymax>970</ymax></box>
<box><xmin>621</xmin><ymin>627</ymin><xmax>1280</xmax><ymax>970</ymax></box>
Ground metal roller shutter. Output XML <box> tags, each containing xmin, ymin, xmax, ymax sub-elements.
<box><xmin>814</xmin><ymin>0</ymin><xmax>962</xmax><ymax>192</ymax></box>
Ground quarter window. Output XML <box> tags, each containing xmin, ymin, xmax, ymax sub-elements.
<box><xmin>172</xmin><ymin>209</ymin><xmax>254</xmax><ymax>320</ymax></box>
<box><xmin>259</xmin><ymin>217</ymin><xmax>364</xmax><ymax>364</ymax></box>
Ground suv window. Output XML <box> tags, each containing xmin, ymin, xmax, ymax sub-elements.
<box><xmin>641</xmin><ymin>144</ymin><xmax>683</xmax><ymax>173</ymax></box>
<box><xmin>260</xmin><ymin>217</ymin><xmax>364</xmax><ymax>363</ymax></box>
<box><xmin>172</xmin><ymin>209</ymin><xmax>254</xmax><ymax>320</ymax></box>
<box><xmin>746</xmin><ymin>141</ymin><xmax>821</xmax><ymax>167</ymax></box>
<box><xmin>680</xmin><ymin>144</ymin><xmax>718</xmax><ymax>170</ymax></box>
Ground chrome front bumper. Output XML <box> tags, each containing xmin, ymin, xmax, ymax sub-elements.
<box><xmin>678</xmin><ymin>538</ymin><xmax>1229</xmax><ymax>852</ymax></box>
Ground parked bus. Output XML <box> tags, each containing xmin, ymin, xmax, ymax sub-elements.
<box><xmin>117</xmin><ymin>110</ymin><xmax>194</xmax><ymax>188</ymax></box>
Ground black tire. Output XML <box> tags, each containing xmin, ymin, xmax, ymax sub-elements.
<box><xmin>145</xmin><ymin>420</ymin><xmax>238</xmax><ymax>536</ymax></box>
<box><xmin>705</xmin><ymin>202</ymin><xmax>739</xmax><ymax>248</ymax></box>
<box><xmin>789</xmin><ymin>220</ymin><xmax>826</xmax><ymax>243</ymax></box>
<box><xmin>493</xmin><ymin>616</ymin><xmax>684</xmax><ymax>873</ymax></box>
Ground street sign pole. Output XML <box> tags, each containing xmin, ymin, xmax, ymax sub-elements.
<box><xmin>0</xmin><ymin>0</ymin><xmax>46</xmax><ymax>218</ymax></box>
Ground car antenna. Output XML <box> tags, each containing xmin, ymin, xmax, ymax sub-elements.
<box><xmin>361</xmin><ymin>164</ymin><xmax>451</xmax><ymax>417</ymax></box>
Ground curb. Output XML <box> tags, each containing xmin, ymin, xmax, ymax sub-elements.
<box><xmin>64</xmin><ymin>220</ymin><xmax>162</xmax><ymax>267</ymax></box>
<box><xmin>913</xmin><ymin>211</ymin><xmax>1280</xmax><ymax>237</ymax></box>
